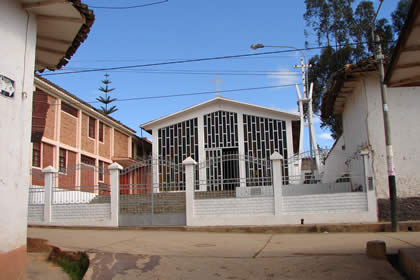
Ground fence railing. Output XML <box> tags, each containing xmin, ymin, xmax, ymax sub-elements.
<box><xmin>28</xmin><ymin>186</ymin><xmax>45</xmax><ymax>205</ymax></box>
<box><xmin>27</xmin><ymin>163</ymin><xmax>121</xmax><ymax>226</ymax></box>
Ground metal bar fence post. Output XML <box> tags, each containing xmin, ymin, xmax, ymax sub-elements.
<box><xmin>271</xmin><ymin>152</ymin><xmax>283</xmax><ymax>216</ymax></box>
<box><xmin>109</xmin><ymin>162</ymin><xmax>123</xmax><ymax>227</ymax></box>
<box><xmin>42</xmin><ymin>166</ymin><xmax>57</xmax><ymax>223</ymax></box>
<box><xmin>183</xmin><ymin>157</ymin><xmax>197</xmax><ymax>226</ymax></box>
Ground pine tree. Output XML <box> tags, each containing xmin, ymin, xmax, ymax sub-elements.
<box><xmin>96</xmin><ymin>73</ymin><xmax>118</xmax><ymax>115</ymax></box>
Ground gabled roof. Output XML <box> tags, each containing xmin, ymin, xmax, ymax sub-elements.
<box><xmin>385</xmin><ymin>0</ymin><xmax>420</xmax><ymax>87</ymax></box>
<box><xmin>321</xmin><ymin>58</ymin><xmax>378</xmax><ymax>119</ymax></box>
<box><xmin>22</xmin><ymin>0</ymin><xmax>95</xmax><ymax>72</ymax></box>
<box><xmin>141</xmin><ymin>96</ymin><xmax>300</xmax><ymax>133</ymax></box>
<box><xmin>35</xmin><ymin>75</ymin><xmax>136</xmax><ymax>135</ymax></box>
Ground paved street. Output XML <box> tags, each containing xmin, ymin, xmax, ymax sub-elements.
<box><xmin>28</xmin><ymin>227</ymin><xmax>420</xmax><ymax>279</ymax></box>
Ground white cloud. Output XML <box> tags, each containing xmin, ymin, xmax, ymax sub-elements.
<box><xmin>318</xmin><ymin>132</ymin><xmax>333</xmax><ymax>140</ymax></box>
<box><xmin>285</xmin><ymin>107</ymin><xmax>299</xmax><ymax>114</ymax></box>
<box><xmin>268</xmin><ymin>66</ymin><xmax>300</xmax><ymax>86</ymax></box>
<box><xmin>312</xmin><ymin>115</ymin><xmax>321</xmax><ymax>124</ymax></box>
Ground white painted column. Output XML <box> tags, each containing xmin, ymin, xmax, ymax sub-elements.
<box><xmin>285</xmin><ymin>120</ymin><xmax>298</xmax><ymax>183</ymax></box>
<box><xmin>197</xmin><ymin>113</ymin><xmax>207</xmax><ymax>191</ymax></box>
<box><xmin>42</xmin><ymin>166</ymin><xmax>57</xmax><ymax>223</ymax></box>
<box><xmin>183</xmin><ymin>157</ymin><xmax>196</xmax><ymax>226</ymax></box>
<box><xmin>237</xmin><ymin>113</ymin><xmax>246</xmax><ymax>188</ymax></box>
<box><xmin>109</xmin><ymin>162</ymin><xmax>123</xmax><ymax>227</ymax></box>
<box><xmin>271</xmin><ymin>152</ymin><xmax>283</xmax><ymax>216</ymax></box>
<box><xmin>361</xmin><ymin>150</ymin><xmax>378</xmax><ymax>221</ymax></box>
<box><xmin>152</xmin><ymin>128</ymin><xmax>159</xmax><ymax>193</ymax></box>
<box><xmin>76</xmin><ymin>110</ymin><xmax>82</xmax><ymax>189</ymax></box>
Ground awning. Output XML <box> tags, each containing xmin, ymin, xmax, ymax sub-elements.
<box><xmin>21</xmin><ymin>0</ymin><xmax>94</xmax><ymax>71</ymax></box>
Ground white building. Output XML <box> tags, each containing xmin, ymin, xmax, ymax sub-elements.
<box><xmin>0</xmin><ymin>1</ymin><xmax>93</xmax><ymax>278</ymax></box>
<box><xmin>321</xmin><ymin>58</ymin><xmax>420</xmax><ymax>221</ymax></box>
<box><xmin>141</xmin><ymin>96</ymin><xmax>301</xmax><ymax>191</ymax></box>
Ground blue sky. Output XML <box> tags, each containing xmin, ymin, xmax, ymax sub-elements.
<box><xmin>41</xmin><ymin>0</ymin><xmax>399</xmax><ymax>150</ymax></box>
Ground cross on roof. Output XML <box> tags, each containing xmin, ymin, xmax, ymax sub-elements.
<box><xmin>211</xmin><ymin>74</ymin><xmax>224</xmax><ymax>97</ymax></box>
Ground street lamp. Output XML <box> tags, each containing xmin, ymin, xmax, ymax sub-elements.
<box><xmin>250</xmin><ymin>43</ymin><xmax>319</xmax><ymax>175</ymax></box>
<box><xmin>250</xmin><ymin>44</ymin><xmax>309</xmax><ymax>94</ymax></box>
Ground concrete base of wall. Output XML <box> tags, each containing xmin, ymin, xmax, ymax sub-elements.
<box><xmin>188</xmin><ymin>210</ymin><xmax>377</xmax><ymax>227</ymax></box>
<box><xmin>0</xmin><ymin>245</ymin><xmax>26</xmax><ymax>280</ymax></box>
<box><xmin>378</xmin><ymin>197</ymin><xmax>420</xmax><ymax>222</ymax></box>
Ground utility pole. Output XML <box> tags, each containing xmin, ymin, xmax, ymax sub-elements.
<box><xmin>295</xmin><ymin>58</ymin><xmax>319</xmax><ymax>174</ymax></box>
<box><xmin>375</xmin><ymin>35</ymin><xmax>398</xmax><ymax>232</ymax></box>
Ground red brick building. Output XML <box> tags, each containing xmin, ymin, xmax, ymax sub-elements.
<box><xmin>31</xmin><ymin>75</ymin><xmax>151</xmax><ymax>188</ymax></box>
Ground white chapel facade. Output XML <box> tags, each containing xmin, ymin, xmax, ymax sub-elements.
<box><xmin>141</xmin><ymin>97</ymin><xmax>301</xmax><ymax>191</ymax></box>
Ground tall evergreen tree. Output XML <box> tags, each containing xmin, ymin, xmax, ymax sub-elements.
<box><xmin>303</xmin><ymin>0</ymin><xmax>406</xmax><ymax>138</ymax></box>
<box><xmin>96</xmin><ymin>73</ymin><xmax>118</xmax><ymax>115</ymax></box>
<box><xmin>391</xmin><ymin>0</ymin><xmax>412</xmax><ymax>36</ymax></box>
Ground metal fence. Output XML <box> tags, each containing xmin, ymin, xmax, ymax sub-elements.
<box><xmin>195</xmin><ymin>154</ymin><xmax>274</xmax><ymax>199</ymax></box>
<box><xmin>52</xmin><ymin>164</ymin><xmax>110</xmax><ymax>204</ymax></box>
<box><xmin>29</xmin><ymin>169</ymin><xmax>45</xmax><ymax>205</ymax></box>
<box><xmin>119</xmin><ymin>158</ymin><xmax>186</xmax><ymax>226</ymax></box>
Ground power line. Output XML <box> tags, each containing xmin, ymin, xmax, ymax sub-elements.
<box><xmin>89</xmin><ymin>0</ymin><xmax>168</xmax><ymax>10</ymax></box>
<box><xmin>42</xmin><ymin>67</ymin><xmax>300</xmax><ymax>77</ymax></box>
<box><xmin>68</xmin><ymin>54</ymin><xmax>303</xmax><ymax>63</ymax></box>
<box><xmin>40</xmin><ymin>48</ymin><xmax>322</xmax><ymax>76</ymax></box>
<box><xmin>39</xmin><ymin>41</ymin><xmax>394</xmax><ymax>77</ymax></box>
<box><xmin>33</xmin><ymin>83</ymin><xmax>300</xmax><ymax>107</ymax></box>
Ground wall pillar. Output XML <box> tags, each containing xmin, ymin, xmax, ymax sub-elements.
<box><xmin>109</xmin><ymin>162</ymin><xmax>123</xmax><ymax>227</ymax></box>
<box><xmin>271</xmin><ymin>152</ymin><xmax>283</xmax><ymax>216</ymax></box>
<box><xmin>183</xmin><ymin>157</ymin><xmax>196</xmax><ymax>226</ymax></box>
<box><xmin>361</xmin><ymin>150</ymin><xmax>378</xmax><ymax>221</ymax></box>
<box><xmin>42</xmin><ymin>166</ymin><xmax>57</xmax><ymax>223</ymax></box>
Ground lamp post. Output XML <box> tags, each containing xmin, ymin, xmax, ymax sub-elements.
<box><xmin>250</xmin><ymin>44</ymin><xmax>319</xmax><ymax>175</ymax></box>
<box><xmin>250</xmin><ymin>44</ymin><xmax>309</xmax><ymax>95</ymax></box>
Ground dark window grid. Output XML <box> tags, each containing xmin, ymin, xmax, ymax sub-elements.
<box><xmin>59</xmin><ymin>149</ymin><xmax>67</xmax><ymax>172</ymax></box>
<box><xmin>32</xmin><ymin>143</ymin><xmax>41</xmax><ymax>168</ymax></box>
<box><xmin>98</xmin><ymin>161</ymin><xmax>104</xmax><ymax>182</ymax></box>
<box><xmin>61</xmin><ymin>102</ymin><xmax>78</xmax><ymax>117</ymax></box>
<box><xmin>88</xmin><ymin>117</ymin><xmax>96</xmax><ymax>138</ymax></box>
<box><xmin>99</xmin><ymin>122</ymin><xmax>104</xmax><ymax>142</ymax></box>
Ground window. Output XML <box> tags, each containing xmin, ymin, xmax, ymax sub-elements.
<box><xmin>98</xmin><ymin>160</ymin><xmax>104</xmax><ymax>182</ymax></box>
<box><xmin>81</xmin><ymin>154</ymin><xmax>95</xmax><ymax>166</ymax></box>
<box><xmin>88</xmin><ymin>117</ymin><xmax>96</xmax><ymax>138</ymax></box>
<box><xmin>59</xmin><ymin>148</ymin><xmax>67</xmax><ymax>172</ymax></box>
<box><xmin>99</xmin><ymin>122</ymin><xmax>104</xmax><ymax>142</ymax></box>
<box><xmin>32</xmin><ymin>142</ymin><xmax>41</xmax><ymax>167</ymax></box>
<box><xmin>61</xmin><ymin>102</ymin><xmax>78</xmax><ymax>117</ymax></box>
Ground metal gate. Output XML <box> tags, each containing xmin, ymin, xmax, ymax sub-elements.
<box><xmin>119</xmin><ymin>158</ymin><xmax>186</xmax><ymax>226</ymax></box>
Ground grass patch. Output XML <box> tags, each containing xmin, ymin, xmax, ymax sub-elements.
<box><xmin>56</xmin><ymin>253</ymin><xmax>89</xmax><ymax>280</ymax></box>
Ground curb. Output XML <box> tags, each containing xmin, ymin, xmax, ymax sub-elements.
<box><xmin>29</xmin><ymin>221</ymin><xmax>420</xmax><ymax>234</ymax></box>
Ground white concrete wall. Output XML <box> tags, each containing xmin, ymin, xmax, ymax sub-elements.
<box><xmin>51</xmin><ymin>204</ymin><xmax>111</xmax><ymax>221</ymax></box>
<box><xmin>194</xmin><ymin>197</ymin><xmax>274</xmax><ymax>216</ymax></box>
<box><xmin>282</xmin><ymin>182</ymin><xmax>352</xmax><ymax>196</ymax></box>
<box><xmin>27</xmin><ymin>203</ymin><xmax>112</xmax><ymax>226</ymax></box>
<box><xmin>322</xmin><ymin>136</ymin><xmax>348</xmax><ymax>183</ymax></box>
<box><xmin>325</xmin><ymin>73</ymin><xmax>420</xmax><ymax>199</ymax></box>
<box><xmin>364</xmin><ymin>74</ymin><xmax>420</xmax><ymax>198</ymax></box>
<box><xmin>28</xmin><ymin>205</ymin><xmax>44</xmax><ymax>223</ymax></box>
<box><xmin>0</xmin><ymin>0</ymin><xmax>37</xmax><ymax>254</ymax></box>
<box><xmin>282</xmin><ymin>192</ymin><xmax>367</xmax><ymax>213</ymax></box>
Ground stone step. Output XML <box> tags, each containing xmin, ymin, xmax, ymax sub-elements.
<box><xmin>399</xmin><ymin>248</ymin><xmax>420</xmax><ymax>280</ymax></box>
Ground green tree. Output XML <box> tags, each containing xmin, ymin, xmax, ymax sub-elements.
<box><xmin>304</xmin><ymin>0</ymin><xmax>400</xmax><ymax>138</ymax></box>
<box><xmin>391</xmin><ymin>0</ymin><xmax>412</xmax><ymax>36</ymax></box>
<box><xmin>96</xmin><ymin>73</ymin><xmax>118</xmax><ymax>115</ymax></box>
